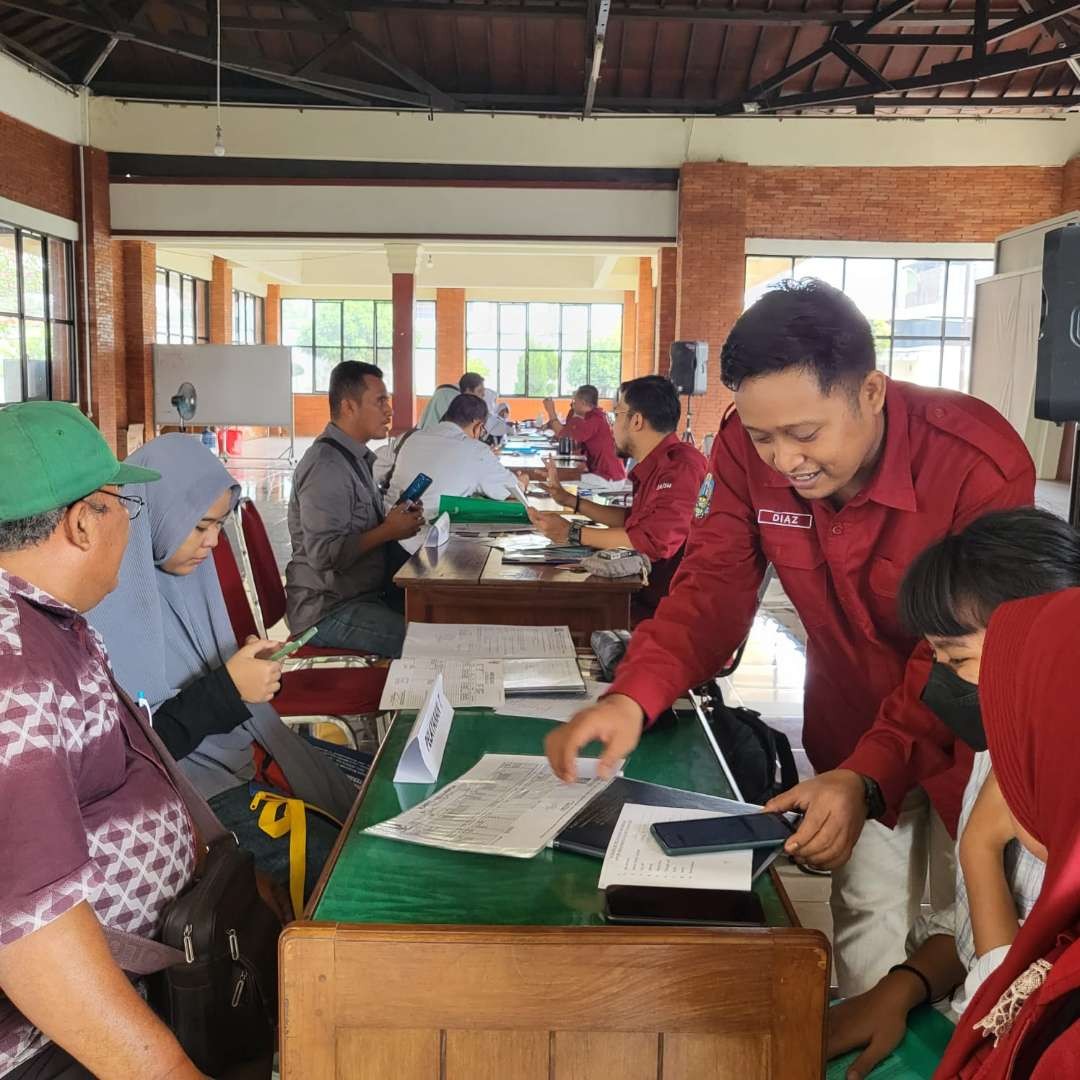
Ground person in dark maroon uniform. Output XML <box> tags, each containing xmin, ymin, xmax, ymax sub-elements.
<box><xmin>545</xmin><ymin>280</ymin><xmax>1034</xmax><ymax>996</ymax></box>
<box><xmin>543</xmin><ymin>385</ymin><xmax>625</xmax><ymax>482</ymax></box>
<box><xmin>529</xmin><ymin>375</ymin><xmax>707</xmax><ymax>622</ymax></box>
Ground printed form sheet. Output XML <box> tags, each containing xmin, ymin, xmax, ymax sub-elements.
<box><xmin>379</xmin><ymin>658</ymin><xmax>505</xmax><ymax>710</ymax></box>
<box><xmin>401</xmin><ymin>624</ymin><xmax>576</xmax><ymax>660</ymax></box>
<box><xmin>366</xmin><ymin>754</ymin><xmax>613</xmax><ymax>858</ymax></box>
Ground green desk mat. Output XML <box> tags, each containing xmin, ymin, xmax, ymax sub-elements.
<box><xmin>315</xmin><ymin>709</ymin><xmax>791</xmax><ymax>928</ymax></box>
<box><xmin>827</xmin><ymin>1005</ymin><xmax>955</xmax><ymax>1080</ymax></box>
<box><xmin>438</xmin><ymin>494</ymin><xmax>530</xmax><ymax>523</ymax></box>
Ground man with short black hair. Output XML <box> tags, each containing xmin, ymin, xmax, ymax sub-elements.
<box><xmin>530</xmin><ymin>375</ymin><xmax>705</xmax><ymax>619</ymax></box>
<box><xmin>386</xmin><ymin>394</ymin><xmax>521</xmax><ymax>548</ymax></box>
<box><xmin>542</xmin><ymin>384</ymin><xmax>624</xmax><ymax>481</ymax></box>
<box><xmin>459</xmin><ymin>372</ymin><xmax>485</xmax><ymax>397</ymax></box>
<box><xmin>0</xmin><ymin>402</ymin><xmax>205</xmax><ymax>1080</ymax></box>
<box><xmin>545</xmin><ymin>279</ymin><xmax>1035</xmax><ymax>996</ymax></box>
<box><xmin>286</xmin><ymin>361</ymin><xmax>423</xmax><ymax>657</ymax></box>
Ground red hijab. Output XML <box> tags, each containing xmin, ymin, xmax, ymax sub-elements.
<box><xmin>936</xmin><ymin>588</ymin><xmax>1080</xmax><ymax>1078</ymax></box>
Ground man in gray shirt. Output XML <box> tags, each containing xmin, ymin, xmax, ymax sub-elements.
<box><xmin>286</xmin><ymin>361</ymin><xmax>424</xmax><ymax>656</ymax></box>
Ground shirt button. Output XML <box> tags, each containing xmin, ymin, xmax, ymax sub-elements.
<box><xmin>933</xmin><ymin>407</ymin><xmax>945</xmax><ymax>419</ymax></box>
<box><xmin>831</xmin><ymin>524</ymin><xmax>843</xmax><ymax>536</ymax></box>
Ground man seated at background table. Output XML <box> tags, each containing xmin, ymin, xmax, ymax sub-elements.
<box><xmin>529</xmin><ymin>375</ymin><xmax>706</xmax><ymax>621</ymax></box>
<box><xmin>542</xmin><ymin>384</ymin><xmax>625</xmax><ymax>482</ymax></box>
<box><xmin>285</xmin><ymin>361</ymin><xmax>423</xmax><ymax>658</ymax></box>
<box><xmin>386</xmin><ymin>392</ymin><xmax>522</xmax><ymax>546</ymax></box>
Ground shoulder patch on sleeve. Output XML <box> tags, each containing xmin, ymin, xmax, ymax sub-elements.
<box><xmin>694</xmin><ymin>472</ymin><xmax>715</xmax><ymax>520</ymax></box>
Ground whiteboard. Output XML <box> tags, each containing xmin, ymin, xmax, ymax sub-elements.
<box><xmin>153</xmin><ymin>345</ymin><xmax>293</xmax><ymax>427</ymax></box>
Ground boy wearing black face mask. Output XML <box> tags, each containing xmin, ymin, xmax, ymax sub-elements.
<box><xmin>828</xmin><ymin>506</ymin><xmax>1078</xmax><ymax>1079</ymax></box>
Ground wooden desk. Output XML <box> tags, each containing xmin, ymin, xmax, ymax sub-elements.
<box><xmin>394</xmin><ymin>538</ymin><xmax>643</xmax><ymax>646</ymax></box>
<box><xmin>281</xmin><ymin>710</ymin><xmax>829</xmax><ymax>1080</ymax></box>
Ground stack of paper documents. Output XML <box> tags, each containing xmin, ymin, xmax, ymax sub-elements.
<box><xmin>402</xmin><ymin>623</ymin><xmax>576</xmax><ymax>660</ymax></box>
<box><xmin>379</xmin><ymin>658</ymin><xmax>505</xmax><ymax>711</ymax></box>
<box><xmin>366</xmin><ymin>754</ymin><xmax>614</xmax><ymax>858</ymax></box>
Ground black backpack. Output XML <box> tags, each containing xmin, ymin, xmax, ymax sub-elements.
<box><xmin>696</xmin><ymin>684</ymin><xmax>799</xmax><ymax>805</ymax></box>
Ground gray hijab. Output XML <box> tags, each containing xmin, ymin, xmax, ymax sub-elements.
<box><xmin>88</xmin><ymin>434</ymin><xmax>355</xmax><ymax>818</ymax></box>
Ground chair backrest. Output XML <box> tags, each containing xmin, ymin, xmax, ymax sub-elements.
<box><xmin>238</xmin><ymin>497</ymin><xmax>288</xmax><ymax>629</ymax></box>
<box><xmin>213</xmin><ymin>529</ymin><xmax>261</xmax><ymax>645</ymax></box>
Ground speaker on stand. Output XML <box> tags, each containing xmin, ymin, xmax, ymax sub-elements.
<box><xmin>670</xmin><ymin>340</ymin><xmax>709</xmax><ymax>445</ymax></box>
<box><xmin>1035</xmin><ymin>224</ymin><xmax>1080</xmax><ymax>527</ymax></box>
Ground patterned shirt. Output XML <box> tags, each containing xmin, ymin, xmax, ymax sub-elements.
<box><xmin>908</xmin><ymin>750</ymin><xmax>1045</xmax><ymax>1020</ymax></box>
<box><xmin>0</xmin><ymin>569</ymin><xmax>196</xmax><ymax>1076</ymax></box>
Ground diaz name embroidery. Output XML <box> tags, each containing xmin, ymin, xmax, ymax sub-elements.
<box><xmin>757</xmin><ymin>509</ymin><xmax>812</xmax><ymax>529</ymax></box>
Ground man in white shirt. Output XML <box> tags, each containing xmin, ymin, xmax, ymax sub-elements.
<box><xmin>385</xmin><ymin>393</ymin><xmax>521</xmax><ymax>534</ymax></box>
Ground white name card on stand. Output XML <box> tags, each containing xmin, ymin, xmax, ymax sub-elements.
<box><xmin>394</xmin><ymin>673</ymin><xmax>454</xmax><ymax>784</ymax></box>
<box><xmin>426</xmin><ymin>511</ymin><xmax>451</xmax><ymax>548</ymax></box>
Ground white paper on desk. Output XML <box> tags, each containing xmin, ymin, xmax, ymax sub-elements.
<box><xmin>369</xmin><ymin>754</ymin><xmax>613</xmax><ymax>857</ymax></box>
<box><xmin>402</xmin><ymin>623</ymin><xmax>576</xmax><ymax>660</ymax></box>
<box><xmin>598</xmin><ymin>804</ymin><xmax>754</xmax><ymax>892</ymax></box>
<box><xmin>498</xmin><ymin>679</ymin><xmax>605</xmax><ymax>723</ymax></box>
<box><xmin>425</xmin><ymin>511</ymin><xmax>451</xmax><ymax>548</ymax></box>
<box><xmin>380</xmin><ymin>658</ymin><xmax>505</xmax><ymax>711</ymax></box>
<box><xmin>393</xmin><ymin>674</ymin><xmax>455</xmax><ymax>783</ymax></box>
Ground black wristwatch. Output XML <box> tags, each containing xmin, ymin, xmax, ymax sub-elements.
<box><xmin>860</xmin><ymin>773</ymin><xmax>886</xmax><ymax>820</ymax></box>
<box><xmin>568</xmin><ymin>521</ymin><xmax>584</xmax><ymax>545</ymax></box>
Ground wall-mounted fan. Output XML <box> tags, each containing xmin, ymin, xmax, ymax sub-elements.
<box><xmin>170</xmin><ymin>382</ymin><xmax>197</xmax><ymax>431</ymax></box>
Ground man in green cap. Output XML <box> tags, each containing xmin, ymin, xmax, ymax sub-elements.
<box><xmin>0</xmin><ymin>403</ymin><xmax>207</xmax><ymax>1080</ymax></box>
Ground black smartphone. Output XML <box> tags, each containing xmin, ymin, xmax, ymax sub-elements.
<box><xmin>650</xmin><ymin>812</ymin><xmax>795</xmax><ymax>856</ymax></box>
<box><xmin>396</xmin><ymin>472</ymin><xmax>433</xmax><ymax>506</ymax></box>
<box><xmin>603</xmin><ymin>885</ymin><xmax>765</xmax><ymax>927</ymax></box>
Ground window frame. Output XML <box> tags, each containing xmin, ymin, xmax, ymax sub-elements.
<box><xmin>0</xmin><ymin>220</ymin><xmax>77</xmax><ymax>404</ymax></box>
<box><xmin>232</xmin><ymin>288</ymin><xmax>265</xmax><ymax>345</ymax></box>
<box><xmin>155</xmin><ymin>267</ymin><xmax>209</xmax><ymax>347</ymax></box>
<box><xmin>742</xmin><ymin>254</ymin><xmax>993</xmax><ymax>392</ymax></box>
<box><xmin>280</xmin><ymin>298</ymin><xmax>434</xmax><ymax>394</ymax></box>
<box><xmin>464</xmin><ymin>300</ymin><xmax>623</xmax><ymax>399</ymax></box>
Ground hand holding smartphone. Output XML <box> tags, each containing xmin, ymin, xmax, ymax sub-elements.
<box><xmin>266</xmin><ymin>625</ymin><xmax>318</xmax><ymax>662</ymax></box>
<box><xmin>650</xmin><ymin>812</ymin><xmax>796</xmax><ymax>856</ymax></box>
<box><xmin>396</xmin><ymin>472</ymin><xmax>433</xmax><ymax>506</ymax></box>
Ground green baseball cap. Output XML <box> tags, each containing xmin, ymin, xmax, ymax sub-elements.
<box><xmin>0</xmin><ymin>401</ymin><xmax>161</xmax><ymax>523</ymax></box>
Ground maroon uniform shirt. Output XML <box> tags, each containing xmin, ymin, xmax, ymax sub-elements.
<box><xmin>608</xmin><ymin>381</ymin><xmax>1035</xmax><ymax>832</ymax></box>
<box><xmin>625</xmin><ymin>433</ymin><xmax>708</xmax><ymax>616</ymax></box>
<box><xmin>562</xmin><ymin>408</ymin><xmax>625</xmax><ymax>481</ymax></box>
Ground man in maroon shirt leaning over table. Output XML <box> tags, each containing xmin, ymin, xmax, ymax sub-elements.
<box><xmin>0</xmin><ymin>402</ymin><xmax>206</xmax><ymax>1080</ymax></box>
<box><xmin>545</xmin><ymin>279</ymin><xmax>1035</xmax><ymax>996</ymax></box>
<box><xmin>543</xmin><ymin>384</ymin><xmax>626</xmax><ymax>482</ymax></box>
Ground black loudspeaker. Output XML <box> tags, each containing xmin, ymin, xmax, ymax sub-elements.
<box><xmin>1036</xmin><ymin>224</ymin><xmax>1080</xmax><ymax>422</ymax></box>
<box><xmin>670</xmin><ymin>341</ymin><xmax>708</xmax><ymax>396</ymax></box>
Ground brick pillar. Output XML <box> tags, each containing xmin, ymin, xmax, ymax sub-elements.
<box><xmin>656</xmin><ymin>245</ymin><xmax>678</xmax><ymax>378</ymax></box>
<box><xmin>120</xmin><ymin>240</ymin><xmax>156</xmax><ymax>434</ymax></box>
<box><xmin>391</xmin><ymin>274</ymin><xmax>416</xmax><ymax>433</ymax></box>
<box><xmin>264</xmin><ymin>284</ymin><xmax>281</xmax><ymax>344</ymax></box>
<box><xmin>620</xmin><ymin>290</ymin><xmax>637</xmax><ymax>386</ymax></box>
<box><xmin>76</xmin><ymin>147</ymin><xmax>123</xmax><ymax>452</ymax></box>
<box><xmin>210</xmin><ymin>256</ymin><xmax>233</xmax><ymax>344</ymax></box>
<box><xmin>676</xmin><ymin>163</ymin><xmax>748</xmax><ymax>436</ymax></box>
<box><xmin>636</xmin><ymin>256</ymin><xmax>656</xmax><ymax>377</ymax></box>
<box><xmin>436</xmin><ymin>287</ymin><xmax>466</xmax><ymax>387</ymax></box>
<box><xmin>1063</xmin><ymin>156</ymin><xmax>1080</xmax><ymax>213</ymax></box>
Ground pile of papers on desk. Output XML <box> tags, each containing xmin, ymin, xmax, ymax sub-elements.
<box><xmin>378</xmin><ymin>624</ymin><xmax>588</xmax><ymax>710</ymax></box>
<box><xmin>366</xmin><ymin>753</ymin><xmax>614</xmax><ymax>858</ymax></box>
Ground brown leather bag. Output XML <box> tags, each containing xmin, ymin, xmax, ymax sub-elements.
<box><xmin>103</xmin><ymin>684</ymin><xmax>279</xmax><ymax>1077</ymax></box>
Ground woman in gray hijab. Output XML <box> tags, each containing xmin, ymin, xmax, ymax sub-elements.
<box><xmin>89</xmin><ymin>434</ymin><xmax>357</xmax><ymax>904</ymax></box>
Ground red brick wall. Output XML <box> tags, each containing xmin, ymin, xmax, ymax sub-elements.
<box><xmin>1062</xmin><ymin>157</ymin><xmax>1080</xmax><ymax>213</ymax></box>
<box><xmin>656</xmin><ymin>246</ymin><xmax>677</xmax><ymax>378</ymax></box>
<box><xmin>119</xmin><ymin>240</ymin><xmax>156</xmax><ymax>431</ymax></box>
<box><xmin>0</xmin><ymin>110</ymin><xmax>77</xmax><ymax>221</ymax></box>
<box><xmin>294</xmin><ymin>393</ymin><xmax>330</xmax><ymax>436</ymax></box>
<box><xmin>436</xmin><ymin>287</ymin><xmax>466</xmax><ymax>387</ymax></box>
<box><xmin>391</xmin><ymin>272</ymin><xmax>416</xmax><ymax>433</ymax></box>
<box><xmin>265</xmin><ymin>283</ymin><xmax>281</xmax><ymax>344</ymax></box>
<box><xmin>210</xmin><ymin>256</ymin><xmax>233</xmax><ymax>344</ymax></box>
<box><xmin>635</xmin><ymin>256</ymin><xmax>656</xmax><ymax>378</ymax></box>
<box><xmin>621</xmin><ymin>290</ymin><xmax>637</xmax><ymax>383</ymax></box>
<box><xmin>744</xmin><ymin>165</ymin><xmax>1065</xmax><ymax>243</ymax></box>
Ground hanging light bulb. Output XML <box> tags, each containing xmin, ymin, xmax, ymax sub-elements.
<box><xmin>212</xmin><ymin>0</ymin><xmax>225</xmax><ymax>156</ymax></box>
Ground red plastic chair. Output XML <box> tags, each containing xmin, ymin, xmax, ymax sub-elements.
<box><xmin>233</xmin><ymin>497</ymin><xmax>373</xmax><ymax>667</ymax></box>
<box><xmin>212</xmin><ymin>533</ymin><xmax>388</xmax><ymax>727</ymax></box>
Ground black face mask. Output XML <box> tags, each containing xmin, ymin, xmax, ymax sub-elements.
<box><xmin>921</xmin><ymin>662</ymin><xmax>986</xmax><ymax>751</ymax></box>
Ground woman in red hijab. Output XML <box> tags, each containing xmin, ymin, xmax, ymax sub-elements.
<box><xmin>936</xmin><ymin>585</ymin><xmax>1080</xmax><ymax>1078</ymax></box>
